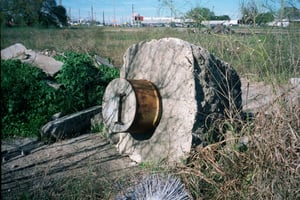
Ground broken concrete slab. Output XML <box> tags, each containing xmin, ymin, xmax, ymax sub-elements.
<box><xmin>22</xmin><ymin>50</ymin><xmax>63</xmax><ymax>76</ymax></box>
<box><xmin>1</xmin><ymin>43</ymin><xmax>27</xmax><ymax>60</ymax></box>
<box><xmin>41</xmin><ymin>106</ymin><xmax>102</xmax><ymax>140</ymax></box>
<box><xmin>1</xmin><ymin>43</ymin><xmax>63</xmax><ymax>76</ymax></box>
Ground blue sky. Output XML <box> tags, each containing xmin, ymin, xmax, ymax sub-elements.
<box><xmin>60</xmin><ymin>0</ymin><xmax>287</xmax><ymax>23</ymax></box>
<box><xmin>61</xmin><ymin>0</ymin><xmax>242</xmax><ymax>22</ymax></box>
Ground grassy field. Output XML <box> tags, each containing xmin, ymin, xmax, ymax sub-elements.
<box><xmin>1</xmin><ymin>25</ymin><xmax>299</xmax><ymax>83</ymax></box>
<box><xmin>1</xmin><ymin>26</ymin><xmax>300</xmax><ymax>199</ymax></box>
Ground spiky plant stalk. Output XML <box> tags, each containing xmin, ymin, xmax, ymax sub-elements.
<box><xmin>116</xmin><ymin>174</ymin><xmax>191</xmax><ymax>200</ymax></box>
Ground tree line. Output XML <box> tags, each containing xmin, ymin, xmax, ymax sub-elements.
<box><xmin>179</xmin><ymin>0</ymin><xmax>299</xmax><ymax>26</ymax></box>
<box><xmin>238</xmin><ymin>0</ymin><xmax>300</xmax><ymax>25</ymax></box>
<box><xmin>0</xmin><ymin>0</ymin><xmax>68</xmax><ymax>27</ymax></box>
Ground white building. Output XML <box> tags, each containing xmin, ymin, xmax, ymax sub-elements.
<box><xmin>267</xmin><ymin>19</ymin><xmax>290</xmax><ymax>27</ymax></box>
<box><xmin>202</xmin><ymin>20</ymin><xmax>238</xmax><ymax>27</ymax></box>
<box><xmin>141</xmin><ymin>17</ymin><xmax>239</xmax><ymax>27</ymax></box>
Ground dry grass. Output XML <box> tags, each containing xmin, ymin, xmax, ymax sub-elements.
<box><xmin>1</xmin><ymin>27</ymin><xmax>189</xmax><ymax>67</ymax></box>
<box><xmin>177</xmin><ymin>95</ymin><xmax>300</xmax><ymax>199</ymax></box>
<box><xmin>2</xmin><ymin>26</ymin><xmax>299</xmax><ymax>83</ymax></box>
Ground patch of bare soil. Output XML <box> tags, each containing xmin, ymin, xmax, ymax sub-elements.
<box><xmin>1</xmin><ymin>77</ymin><xmax>299</xmax><ymax>199</ymax></box>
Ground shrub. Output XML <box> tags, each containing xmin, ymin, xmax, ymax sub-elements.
<box><xmin>1</xmin><ymin>53</ymin><xmax>119</xmax><ymax>138</ymax></box>
<box><xmin>55</xmin><ymin>52</ymin><xmax>119</xmax><ymax>115</ymax></box>
<box><xmin>1</xmin><ymin>60</ymin><xmax>59</xmax><ymax>138</ymax></box>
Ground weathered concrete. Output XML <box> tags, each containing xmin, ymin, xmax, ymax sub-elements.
<box><xmin>241</xmin><ymin>77</ymin><xmax>300</xmax><ymax>113</ymax></box>
<box><xmin>22</xmin><ymin>50</ymin><xmax>63</xmax><ymax>76</ymax></box>
<box><xmin>111</xmin><ymin>37</ymin><xmax>242</xmax><ymax>163</ymax></box>
<box><xmin>289</xmin><ymin>78</ymin><xmax>300</xmax><ymax>89</ymax></box>
<box><xmin>1</xmin><ymin>43</ymin><xmax>27</xmax><ymax>59</ymax></box>
<box><xmin>1</xmin><ymin>43</ymin><xmax>63</xmax><ymax>76</ymax></box>
<box><xmin>41</xmin><ymin>106</ymin><xmax>102</xmax><ymax>140</ymax></box>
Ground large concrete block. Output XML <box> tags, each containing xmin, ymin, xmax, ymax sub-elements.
<box><xmin>103</xmin><ymin>37</ymin><xmax>242</xmax><ymax>163</ymax></box>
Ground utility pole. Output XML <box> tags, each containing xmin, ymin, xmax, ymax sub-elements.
<box><xmin>103</xmin><ymin>10</ymin><xmax>105</xmax><ymax>25</ymax></box>
<box><xmin>170</xmin><ymin>0</ymin><xmax>173</xmax><ymax>23</ymax></box>
<box><xmin>78</xmin><ymin>9</ymin><xmax>80</xmax><ymax>22</ymax></box>
<box><xmin>69</xmin><ymin>7</ymin><xmax>71</xmax><ymax>21</ymax></box>
<box><xmin>280</xmin><ymin>0</ymin><xmax>285</xmax><ymax>21</ymax></box>
<box><xmin>113</xmin><ymin>0</ymin><xmax>116</xmax><ymax>25</ymax></box>
<box><xmin>132</xmin><ymin>4</ymin><xmax>134</xmax><ymax>26</ymax></box>
<box><xmin>91</xmin><ymin>5</ymin><xmax>94</xmax><ymax>22</ymax></box>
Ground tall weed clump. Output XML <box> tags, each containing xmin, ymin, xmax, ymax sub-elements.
<box><xmin>247</xmin><ymin>100</ymin><xmax>299</xmax><ymax>199</ymax></box>
<box><xmin>178</xmin><ymin>96</ymin><xmax>299</xmax><ymax>199</ymax></box>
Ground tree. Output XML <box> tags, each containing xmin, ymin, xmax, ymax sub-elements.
<box><xmin>240</xmin><ymin>0</ymin><xmax>259</xmax><ymax>24</ymax></box>
<box><xmin>185</xmin><ymin>7</ymin><xmax>215</xmax><ymax>27</ymax></box>
<box><xmin>256</xmin><ymin>12</ymin><xmax>275</xmax><ymax>24</ymax></box>
<box><xmin>279</xmin><ymin>0</ymin><xmax>300</xmax><ymax>19</ymax></box>
<box><xmin>186</xmin><ymin>7</ymin><xmax>215</xmax><ymax>20</ymax></box>
<box><xmin>283</xmin><ymin>6</ymin><xmax>300</xmax><ymax>20</ymax></box>
<box><xmin>158</xmin><ymin>0</ymin><xmax>176</xmax><ymax>18</ymax></box>
<box><xmin>0</xmin><ymin>0</ymin><xmax>68</xmax><ymax>27</ymax></box>
<box><xmin>240</xmin><ymin>0</ymin><xmax>299</xmax><ymax>25</ymax></box>
<box><xmin>39</xmin><ymin>0</ymin><xmax>68</xmax><ymax>27</ymax></box>
<box><xmin>0</xmin><ymin>0</ymin><xmax>44</xmax><ymax>26</ymax></box>
<box><xmin>52</xmin><ymin>5</ymin><xmax>68</xmax><ymax>26</ymax></box>
<box><xmin>210</xmin><ymin>15</ymin><xmax>231</xmax><ymax>20</ymax></box>
<box><xmin>261</xmin><ymin>0</ymin><xmax>300</xmax><ymax>20</ymax></box>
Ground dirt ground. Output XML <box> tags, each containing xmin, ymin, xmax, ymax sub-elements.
<box><xmin>1</xmin><ymin>77</ymin><xmax>299</xmax><ymax>199</ymax></box>
<box><xmin>1</xmin><ymin>133</ymin><xmax>141</xmax><ymax>199</ymax></box>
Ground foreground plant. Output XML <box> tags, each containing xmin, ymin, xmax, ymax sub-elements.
<box><xmin>116</xmin><ymin>174</ymin><xmax>191</xmax><ymax>200</ymax></box>
<box><xmin>1</xmin><ymin>60</ymin><xmax>59</xmax><ymax>138</ymax></box>
<box><xmin>178</xmin><ymin>94</ymin><xmax>299</xmax><ymax>199</ymax></box>
<box><xmin>1</xmin><ymin>52</ymin><xmax>119</xmax><ymax>139</ymax></box>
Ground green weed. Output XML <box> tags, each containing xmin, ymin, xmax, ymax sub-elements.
<box><xmin>1</xmin><ymin>52</ymin><xmax>119</xmax><ymax>139</ymax></box>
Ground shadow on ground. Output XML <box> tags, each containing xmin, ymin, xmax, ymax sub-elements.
<box><xmin>1</xmin><ymin>134</ymin><xmax>139</xmax><ymax>199</ymax></box>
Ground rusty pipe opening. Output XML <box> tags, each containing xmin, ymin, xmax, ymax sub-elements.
<box><xmin>102</xmin><ymin>78</ymin><xmax>162</xmax><ymax>136</ymax></box>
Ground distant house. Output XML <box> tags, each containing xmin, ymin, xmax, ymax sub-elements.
<box><xmin>202</xmin><ymin>20</ymin><xmax>238</xmax><ymax>27</ymax></box>
<box><xmin>141</xmin><ymin>17</ymin><xmax>239</xmax><ymax>28</ymax></box>
<box><xmin>267</xmin><ymin>19</ymin><xmax>290</xmax><ymax>27</ymax></box>
<box><xmin>268</xmin><ymin>6</ymin><xmax>300</xmax><ymax>27</ymax></box>
<box><xmin>142</xmin><ymin>17</ymin><xmax>172</xmax><ymax>27</ymax></box>
<box><xmin>267</xmin><ymin>18</ymin><xmax>300</xmax><ymax>27</ymax></box>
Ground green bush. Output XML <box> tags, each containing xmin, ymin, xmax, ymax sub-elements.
<box><xmin>1</xmin><ymin>53</ymin><xmax>119</xmax><ymax>138</ymax></box>
<box><xmin>55</xmin><ymin>52</ymin><xmax>119</xmax><ymax>114</ymax></box>
<box><xmin>1</xmin><ymin>60</ymin><xmax>59</xmax><ymax>138</ymax></box>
